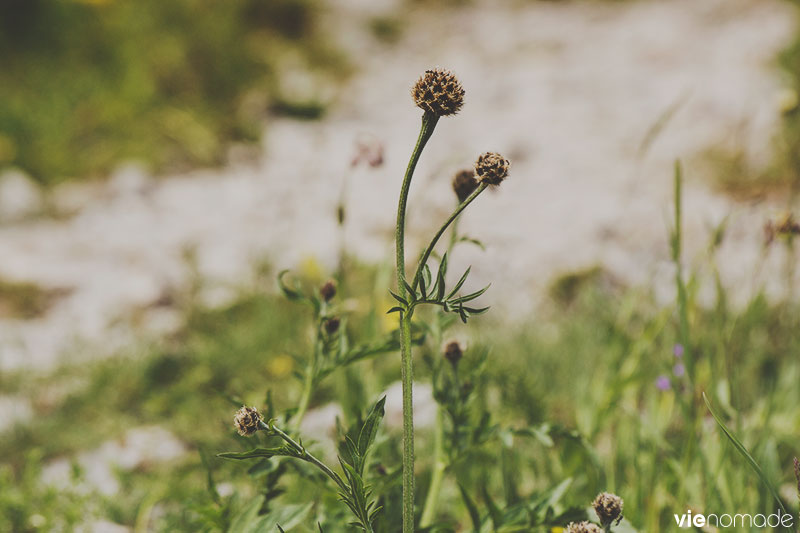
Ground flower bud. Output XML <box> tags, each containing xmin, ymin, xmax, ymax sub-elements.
<box><xmin>324</xmin><ymin>317</ymin><xmax>341</xmax><ymax>335</ymax></box>
<box><xmin>234</xmin><ymin>406</ymin><xmax>263</xmax><ymax>437</ymax></box>
<box><xmin>475</xmin><ymin>152</ymin><xmax>509</xmax><ymax>186</ymax></box>
<box><xmin>320</xmin><ymin>280</ymin><xmax>337</xmax><ymax>302</ymax></box>
<box><xmin>593</xmin><ymin>492</ymin><xmax>624</xmax><ymax>527</ymax></box>
<box><xmin>565</xmin><ymin>521</ymin><xmax>602</xmax><ymax>533</ymax></box>
<box><xmin>443</xmin><ymin>341</ymin><xmax>463</xmax><ymax>366</ymax></box>
<box><xmin>452</xmin><ymin>169</ymin><xmax>479</xmax><ymax>203</ymax></box>
<box><xmin>411</xmin><ymin>68</ymin><xmax>465</xmax><ymax>117</ymax></box>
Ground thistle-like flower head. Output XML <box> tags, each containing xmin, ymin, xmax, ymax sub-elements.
<box><xmin>593</xmin><ymin>492</ymin><xmax>624</xmax><ymax>527</ymax></box>
<box><xmin>475</xmin><ymin>152</ymin><xmax>510</xmax><ymax>186</ymax></box>
<box><xmin>234</xmin><ymin>406</ymin><xmax>263</xmax><ymax>437</ymax></box>
<box><xmin>411</xmin><ymin>68</ymin><xmax>465</xmax><ymax>117</ymax></box>
<box><xmin>452</xmin><ymin>169</ymin><xmax>480</xmax><ymax>203</ymax></box>
<box><xmin>565</xmin><ymin>521</ymin><xmax>603</xmax><ymax>533</ymax></box>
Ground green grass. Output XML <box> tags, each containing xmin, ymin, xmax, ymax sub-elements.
<box><xmin>2</xmin><ymin>252</ymin><xmax>800</xmax><ymax>531</ymax></box>
<box><xmin>0</xmin><ymin>0</ymin><xmax>345</xmax><ymax>185</ymax></box>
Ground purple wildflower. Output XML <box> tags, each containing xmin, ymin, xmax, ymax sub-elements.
<box><xmin>673</xmin><ymin>363</ymin><xmax>685</xmax><ymax>377</ymax></box>
<box><xmin>673</xmin><ymin>343</ymin><xmax>684</xmax><ymax>358</ymax></box>
<box><xmin>656</xmin><ymin>375</ymin><xmax>671</xmax><ymax>391</ymax></box>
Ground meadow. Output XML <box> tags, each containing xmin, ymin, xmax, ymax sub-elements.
<box><xmin>2</xmin><ymin>1</ymin><xmax>800</xmax><ymax>532</ymax></box>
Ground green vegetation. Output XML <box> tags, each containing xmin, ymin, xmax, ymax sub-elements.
<box><xmin>0</xmin><ymin>0</ymin><xmax>343</xmax><ymax>185</ymax></box>
<box><xmin>2</xmin><ymin>231</ymin><xmax>800</xmax><ymax>531</ymax></box>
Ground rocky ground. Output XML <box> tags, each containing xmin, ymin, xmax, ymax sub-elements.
<box><xmin>0</xmin><ymin>0</ymin><xmax>796</xmax><ymax>434</ymax></box>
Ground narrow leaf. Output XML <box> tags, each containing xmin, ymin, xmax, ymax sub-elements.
<box><xmin>703</xmin><ymin>393</ymin><xmax>788</xmax><ymax>514</ymax></box>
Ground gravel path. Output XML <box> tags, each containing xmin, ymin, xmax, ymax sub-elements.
<box><xmin>0</xmin><ymin>0</ymin><xmax>796</xmax><ymax>374</ymax></box>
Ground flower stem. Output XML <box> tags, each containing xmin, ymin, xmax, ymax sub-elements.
<box><xmin>396</xmin><ymin>112</ymin><xmax>439</xmax><ymax>533</ymax></box>
<box><xmin>259</xmin><ymin>420</ymin><xmax>348</xmax><ymax>493</ymax></box>
<box><xmin>411</xmin><ymin>182</ymin><xmax>488</xmax><ymax>290</ymax></box>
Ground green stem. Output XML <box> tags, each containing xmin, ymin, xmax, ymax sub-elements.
<box><xmin>419</xmin><ymin>408</ymin><xmax>446</xmax><ymax>528</ymax></box>
<box><xmin>411</xmin><ymin>182</ymin><xmax>488</xmax><ymax>291</ymax></box>
<box><xmin>396</xmin><ymin>112</ymin><xmax>439</xmax><ymax>533</ymax></box>
<box><xmin>292</xmin><ymin>370</ymin><xmax>314</xmax><ymax>430</ymax></box>
<box><xmin>260</xmin><ymin>421</ymin><xmax>348</xmax><ymax>493</ymax></box>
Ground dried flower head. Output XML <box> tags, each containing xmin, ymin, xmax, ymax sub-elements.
<box><xmin>234</xmin><ymin>406</ymin><xmax>263</xmax><ymax>437</ymax></box>
<box><xmin>411</xmin><ymin>68</ymin><xmax>465</xmax><ymax>117</ymax></box>
<box><xmin>320</xmin><ymin>280</ymin><xmax>337</xmax><ymax>302</ymax></box>
<box><xmin>475</xmin><ymin>152</ymin><xmax>510</xmax><ymax>186</ymax></box>
<box><xmin>565</xmin><ymin>521</ymin><xmax>603</xmax><ymax>533</ymax></box>
<box><xmin>593</xmin><ymin>492</ymin><xmax>624</xmax><ymax>527</ymax></box>
<box><xmin>443</xmin><ymin>341</ymin><xmax>463</xmax><ymax>366</ymax></box>
<box><xmin>452</xmin><ymin>169</ymin><xmax>480</xmax><ymax>203</ymax></box>
<box><xmin>325</xmin><ymin>317</ymin><xmax>341</xmax><ymax>335</ymax></box>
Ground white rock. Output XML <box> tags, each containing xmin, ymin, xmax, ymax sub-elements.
<box><xmin>0</xmin><ymin>169</ymin><xmax>42</xmax><ymax>222</ymax></box>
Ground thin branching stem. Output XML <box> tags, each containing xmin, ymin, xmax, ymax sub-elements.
<box><xmin>396</xmin><ymin>112</ymin><xmax>439</xmax><ymax>532</ymax></box>
<box><xmin>260</xmin><ymin>420</ymin><xmax>349</xmax><ymax>494</ymax></box>
<box><xmin>411</xmin><ymin>182</ymin><xmax>488</xmax><ymax>291</ymax></box>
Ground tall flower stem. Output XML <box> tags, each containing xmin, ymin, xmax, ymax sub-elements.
<box><xmin>396</xmin><ymin>112</ymin><xmax>439</xmax><ymax>532</ymax></box>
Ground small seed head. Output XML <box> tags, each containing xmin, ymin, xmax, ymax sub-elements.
<box><xmin>452</xmin><ymin>169</ymin><xmax>480</xmax><ymax>203</ymax></box>
<box><xmin>443</xmin><ymin>341</ymin><xmax>463</xmax><ymax>366</ymax></box>
<box><xmin>593</xmin><ymin>492</ymin><xmax>624</xmax><ymax>527</ymax></box>
<box><xmin>475</xmin><ymin>152</ymin><xmax>510</xmax><ymax>186</ymax></box>
<box><xmin>324</xmin><ymin>317</ymin><xmax>341</xmax><ymax>335</ymax></box>
<box><xmin>320</xmin><ymin>280</ymin><xmax>337</xmax><ymax>302</ymax></box>
<box><xmin>565</xmin><ymin>521</ymin><xmax>603</xmax><ymax>533</ymax></box>
<box><xmin>411</xmin><ymin>68</ymin><xmax>465</xmax><ymax>117</ymax></box>
<box><xmin>234</xmin><ymin>406</ymin><xmax>263</xmax><ymax>437</ymax></box>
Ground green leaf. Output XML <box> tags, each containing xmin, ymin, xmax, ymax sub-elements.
<box><xmin>388</xmin><ymin>290</ymin><xmax>409</xmax><ymax>307</ymax></box>
<box><xmin>450</xmin><ymin>283</ymin><xmax>491</xmax><ymax>304</ymax></box>
<box><xmin>458</xmin><ymin>483</ymin><xmax>482</xmax><ymax>532</ymax></box>
<box><xmin>277</xmin><ymin>270</ymin><xmax>304</xmax><ymax>302</ymax></box>
<box><xmin>357</xmin><ymin>396</ymin><xmax>386</xmax><ymax>462</ymax></box>
<box><xmin>218</xmin><ymin>446</ymin><xmax>302</xmax><ymax>461</ymax></box>
<box><xmin>703</xmin><ymin>392</ymin><xmax>788</xmax><ymax>515</ymax></box>
<box><xmin>445</xmin><ymin>266</ymin><xmax>472</xmax><ymax>300</ymax></box>
<box><xmin>228</xmin><ymin>495</ymin><xmax>264</xmax><ymax>533</ymax></box>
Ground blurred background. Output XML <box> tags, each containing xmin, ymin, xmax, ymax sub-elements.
<box><xmin>2</xmin><ymin>0</ymin><xmax>800</xmax><ymax>531</ymax></box>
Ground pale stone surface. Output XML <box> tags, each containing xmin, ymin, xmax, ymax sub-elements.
<box><xmin>0</xmin><ymin>0</ymin><xmax>796</xmax><ymax>372</ymax></box>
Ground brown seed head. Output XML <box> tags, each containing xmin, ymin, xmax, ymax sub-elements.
<box><xmin>411</xmin><ymin>68</ymin><xmax>465</xmax><ymax>117</ymax></box>
<box><xmin>234</xmin><ymin>406</ymin><xmax>263</xmax><ymax>437</ymax></box>
<box><xmin>443</xmin><ymin>341</ymin><xmax>463</xmax><ymax>366</ymax></box>
<box><xmin>320</xmin><ymin>280</ymin><xmax>337</xmax><ymax>302</ymax></box>
<box><xmin>325</xmin><ymin>317</ymin><xmax>341</xmax><ymax>335</ymax></box>
<box><xmin>475</xmin><ymin>152</ymin><xmax>510</xmax><ymax>186</ymax></box>
<box><xmin>452</xmin><ymin>169</ymin><xmax>480</xmax><ymax>203</ymax></box>
<box><xmin>593</xmin><ymin>492</ymin><xmax>624</xmax><ymax>527</ymax></box>
<box><xmin>565</xmin><ymin>521</ymin><xmax>603</xmax><ymax>533</ymax></box>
